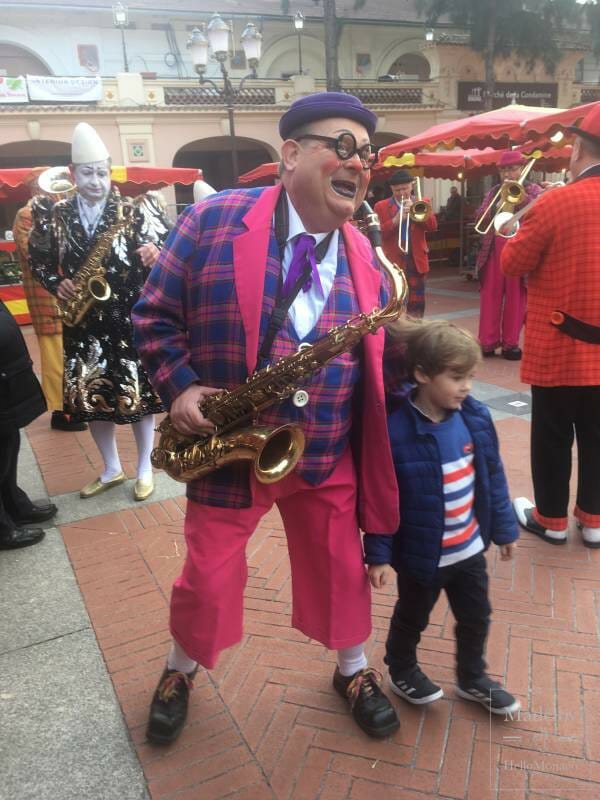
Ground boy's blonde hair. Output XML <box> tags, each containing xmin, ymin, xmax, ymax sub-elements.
<box><xmin>390</xmin><ymin>318</ymin><xmax>481</xmax><ymax>380</ymax></box>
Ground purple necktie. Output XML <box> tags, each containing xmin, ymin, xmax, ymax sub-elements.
<box><xmin>282</xmin><ymin>233</ymin><xmax>324</xmax><ymax>298</ymax></box>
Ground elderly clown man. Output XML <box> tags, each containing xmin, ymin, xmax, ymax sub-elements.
<box><xmin>502</xmin><ymin>103</ymin><xmax>600</xmax><ymax>549</ymax></box>
<box><xmin>29</xmin><ymin>122</ymin><xmax>170</xmax><ymax>501</ymax></box>
<box><xmin>475</xmin><ymin>150</ymin><xmax>543</xmax><ymax>359</ymax></box>
<box><xmin>133</xmin><ymin>92</ymin><xmax>404</xmax><ymax>744</ymax></box>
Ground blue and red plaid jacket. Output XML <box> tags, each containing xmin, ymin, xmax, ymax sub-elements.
<box><xmin>132</xmin><ymin>185</ymin><xmax>401</xmax><ymax>533</ymax></box>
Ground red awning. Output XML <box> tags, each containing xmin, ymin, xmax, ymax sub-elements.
<box><xmin>237</xmin><ymin>162</ymin><xmax>279</xmax><ymax>186</ymax></box>
<box><xmin>372</xmin><ymin>144</ymin><xmax>571</xmax><ymax>181</ymax></box>
<box><xmin>378</xmin><ymin>101</ymin><xmax>597</xmax><ymax>161</ymax></box>
<box><xmin>0</xmin><ymin>166</ymin><xmax>203</xmax><ymax>202</ymax></box>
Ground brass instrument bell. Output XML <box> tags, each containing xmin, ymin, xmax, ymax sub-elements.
<box><xmin>474</xmin><ymin>157</ymin><xmax>537</xmax><ymax>236</ymax></box>
<box><xmin>37</xmin><ymin>166</ymin><xmax>77</xmax><ymax>201</ymax></box>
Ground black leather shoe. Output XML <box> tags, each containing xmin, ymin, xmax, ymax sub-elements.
<box><xmin>147</xmin><ymin>667</ymin><xmax>197</xmax><ymax>745</ymax></box>
<box><xmin>501</xmin><ymin>347</ymin><xmax>522</xmax><ymax>361</ymax></box>
<box><xmin>51</xmin><ymin>411</ymin><xmax>88</xmax><ymax>432</ymax></box>
<box><xmin>0</xmin><ymin>526</ymin><xmax>45</xmax><ymax>550</ymax></box>
<box><xmin>333</xmin><ymin>666</ymin><xmax>400</xmax><ymax>738</ymax></box>
<box><xmin>11</xmin><ymin>501</ymin><xmax>58</xmax><ymax>526</ymax></box>
<box><xmin>513</xmin><ymin>498</ymin><xmax>567</xmax><ymax>545</ymax></box>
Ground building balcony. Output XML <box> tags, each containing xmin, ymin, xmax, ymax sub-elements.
<box><xmin>0</xmin><ymin>74</ymin><xmax>441</xmax><ymax>114</ymax></box>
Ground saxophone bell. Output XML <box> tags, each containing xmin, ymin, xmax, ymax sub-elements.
<box><xmin>88</xmin><ymin>275</ymin><xmax>112</xmax><ymax>303</ymax></box>
<box><xmin>150</xmin><ymin>422</ymin><xmax>305</xmax><ymax>484</ymax></box>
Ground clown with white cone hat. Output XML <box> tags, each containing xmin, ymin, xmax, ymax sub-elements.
<box><xmin>71</xmin><ymin>122</ymin><xmax>110</xmax><ymax>165</ymax></box>
<box><xmin>193</xmin><ymin>179</ymin><xmax>217</xmax><ymax>204</ymax></box>
<box><xmin>29</xmin><ymin>121</ymin><xmax>171</xmax><ymax>503</ymax></box>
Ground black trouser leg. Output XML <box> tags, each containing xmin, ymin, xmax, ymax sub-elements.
<box><xmin>0</xmin><ymin>430</ymin><xmax>30</xmax><ymax>517</ymax></box>
<box><xmin>0</xmin><ymin>431</ymin><xmax>22</xmax><ymax>535</ymax></box>
<box><xmin>444</xmin><ymin>553</ymin><xmax>491</xmax><ymax>685</ymax></box>
<box><xmin>530</xmin><ymin>386</ymin><xmax>574</xmax><ymax>520</ymax></box>
<box><xmin>385</xmin><ymin>570</ymin><xmax>442</xmax><ymax>678</ymax></box>
<box><xmin>573</xmin><ymin>386</ymin><xmax>600</xmax><ymax>518</ymax></box>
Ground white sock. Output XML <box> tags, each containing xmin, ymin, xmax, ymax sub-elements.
<box><xmin>167</xmin><ymin>641</ymin><xmax>198</xmax><ymax>675</ymax></box>
<box><xmin>336</xmin><ymin>644</ymin><xmax>368</xmax><ymax>677</ymax></box>
<box><xmin>88</xmin><ymin>420</ymin><xmax>122</xmax><ymax>482</ymax></box>
<box><xmin>132</xmin><ymin>414</ymin><xmax>155</xmax><ymax>481</ymax></box>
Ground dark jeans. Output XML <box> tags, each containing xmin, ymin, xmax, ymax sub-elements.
<box><xmin>385</xmin><ymin>552</ymin><xmax>491</xmax><ymax>685</ymax></box>
<box><xmin>531</xmin><ymin>385</ymin><xmax>600</xmax><ymax>520</ymax></box>
<box><xmin>0</xmin><ymin>430</ymin><xmax>31</xmax><ymax>535</ymax></box>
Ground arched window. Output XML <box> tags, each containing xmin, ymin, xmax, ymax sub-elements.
<box><xmin>387</xmin><ymin>53</ymin><xmax>430</xmax><ymax>81</ymax></box>
<box><xmin>0</xmin><ymin>44</ymin><xmax>51</xmax><ymax>76</ymax></box>
<box><xmin>575</xmin><ymin>55</ymin><xmax>600</xmax><ymax>84</ymax></box>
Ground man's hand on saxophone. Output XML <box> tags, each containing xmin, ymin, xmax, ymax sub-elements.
<box><xmin>57</xmin><ymin>278</ymin><xmax>77</xmax><ymax>302</ymax></box>
<box><xmin>169</xmin><ymin>383</ymin><xmax>220</xmax><ymax>437</ymax></box>
<box><xmin>136</xmin><ymin>242</ymin><xmax>160</xmax><ymax>269</ymax></box>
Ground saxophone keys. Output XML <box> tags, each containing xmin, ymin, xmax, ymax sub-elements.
<box><xmin>292</xmin><ymin>390</ymin><xmax>309</xmax><ymax>408</ymax></box>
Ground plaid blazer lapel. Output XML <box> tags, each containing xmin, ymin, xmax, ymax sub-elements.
<box><xmin>233</xmin><ymin>185</ymin><xmax>283</xmax><ymax>375</ymax></box>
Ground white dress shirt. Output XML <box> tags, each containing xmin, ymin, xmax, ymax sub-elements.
<box><xmin>77</xmin><ymin>194</ymin><xmax>107</xmax><ymax>238</ymax></box>
<box><xmin>280</xmin><ymin>195</ymin><xmax>339</xmax><ymax>341</ymax></box>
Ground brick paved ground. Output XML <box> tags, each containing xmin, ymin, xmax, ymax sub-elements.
<box><xmin>20</xmin><ymin>272</ymin><xmax>600</xmax><ymax>799</ymax></box>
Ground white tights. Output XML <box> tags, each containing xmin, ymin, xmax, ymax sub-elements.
<box><xmin>88</xmin><ymin>415</ymin><xmax>155</xmax><ymax>482</ymax></box>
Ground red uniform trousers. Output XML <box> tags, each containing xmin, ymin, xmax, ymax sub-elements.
<box><xmin>170</xmin><ymin>448</ymin><xmax>372</xmax><ymax>669</ymax></box>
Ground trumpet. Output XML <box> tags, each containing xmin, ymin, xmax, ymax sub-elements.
<box><xmin>474</xmin><ymin>158</ymin><xmax>537</xmax><ymax>236</ymax></box>
<box><xmin>398</xmin><ymin>177</ymin><xmax>432</xmax><ymax>254</ymax></box>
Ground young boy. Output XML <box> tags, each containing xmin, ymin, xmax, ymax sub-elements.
<box><xmin>365</xmin><ymin>320</ymin><xmax>520</xmax><ymax>715</ymax></box>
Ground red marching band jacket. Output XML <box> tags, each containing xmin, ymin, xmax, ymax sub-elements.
<box><xmin>374</xmin><ymin>195</ymin><xmax>438</xmax><ymax>274</ymax></box>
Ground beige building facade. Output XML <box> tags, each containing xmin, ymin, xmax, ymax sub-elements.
<box><xmin>1</xmin><ymin>1</ymin><xmax>597</xmax><ymax>226</ymax></box>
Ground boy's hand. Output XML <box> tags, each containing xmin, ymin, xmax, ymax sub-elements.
<box><xmin>499</xmin><ymin>542</ymin><xmax>516</xmax><ymax>561</ymax></box>
<box><xmin>368</xmin><ymin>564</ymin><xmax>394</xmax><ymax>589</ymax></box>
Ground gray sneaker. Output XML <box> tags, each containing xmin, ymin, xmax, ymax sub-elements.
<box><xmin>456</xmin><ymin>675</ymin><xmax>520</xmax><ymax>715</ymax></box>
<box><xmin>389</xmin><ymin>666</ymin><xmax>444</xmax><ymax>705</ymax></box>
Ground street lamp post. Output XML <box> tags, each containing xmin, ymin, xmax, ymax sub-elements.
<box><xmin>294</xmin><ymin>12</ymin><xmax>304</xmax><ymax>76</ymax></box>
<box><xmin>187</xmin><ymin>13</ymin><xmax>262</xmax><ymax>184</ymax></box>
<box><xmin>112</xmin><ymin>2</ymin><xmax>130</xmax><ymax>73</ymax></box>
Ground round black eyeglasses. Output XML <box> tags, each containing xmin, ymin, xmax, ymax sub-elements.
<box><xmin>294</xmin><ymin>132</ymin><xmax>379</xmax><ymax>169</ymax></box>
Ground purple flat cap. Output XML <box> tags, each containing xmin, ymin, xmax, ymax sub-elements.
<box><xmin>279</xmin><ymin>91</ymin><xmax>377</xmax><ymax>139</ymax></box>
<box><xmin>497</xmin><ymin>150</ymin><xmax>527</xmax><ymax>167</ymax></box>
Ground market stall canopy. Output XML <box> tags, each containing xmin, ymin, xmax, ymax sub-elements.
<box><xmin>237</xmin><ymin>162</ymin><xmax>279</xmax><ymax>186</ymax></box>
<box><xmin>378</xmin><ymin>101</ymin><xmax>597</xmax><ymax>162</ymax></box>
<box><xmin>0</xmin><ymin>166</ymin><xmax>203</xmax><ymax>202</ymax></box>
<box><xmin>373</xmin><ymin>144</ymin><xmax>571</xmax><ymax>181</ymax></box>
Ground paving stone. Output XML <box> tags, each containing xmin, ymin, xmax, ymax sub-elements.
<box><xmin>10</xmin><ymin>273</ymin><xmax>600</xmax><ymax>799</ymax></box>
<box><xmin>486</xmin><ymin>391</ymin><xmax>532</xmax><ymax>416</ymax></box>
<box><xmin>0</xmin><ymin>630</ymin><xmax>148</xmax><ymax>800</ymax></box>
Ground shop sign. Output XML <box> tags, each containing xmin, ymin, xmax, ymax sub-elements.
<box><xmin>458</xmin><ymin>82</ymin><xmax>558</xmax><ymax>110</ymax></box>
<box><xmin>26</xmin><ymin>75</ymin><xmax>102</xmax><ymax>103</ymax></box>
<box><xmin>0</xmin><ymin>76</ymin><xmax>28</xmax><ymax>104</ymax></box>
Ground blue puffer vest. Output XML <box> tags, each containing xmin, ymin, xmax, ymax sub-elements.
<box><xmin>364</xmin><ymin>394</ymin><xmax>518</xmax><ymax>584</ymax></box>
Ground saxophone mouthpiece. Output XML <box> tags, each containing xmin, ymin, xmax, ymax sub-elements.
<box><xmin>358</xmin><ymin>201</ymin><xmax>383</xmax><ymax>249</ymax></box>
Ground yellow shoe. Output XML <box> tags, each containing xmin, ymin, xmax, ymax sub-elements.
<box><xmin>134</xmin><ymin>476</ymin><xmax>154</xmax><ymax>501</ymax></box>
<box><xmin>80</xmin><ymin>472</ymin><xmax>126</xmax><ymax>499</ymax></box>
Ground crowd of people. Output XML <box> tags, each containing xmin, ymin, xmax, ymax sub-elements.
<box><xmin>2</xmin><ymin>95</ymin><xmax>599</xmax><ymax>752</ymax></box>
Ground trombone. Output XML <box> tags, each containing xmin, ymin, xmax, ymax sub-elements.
<box><xmin>474</xmin><ymin>157</ymin><xmax>537</xmax><ymax>236</ymax></box>
<box><xmin>398</xmin><ymin>177</ymin><xmax>433</xmax><ymax>254</ymax></box>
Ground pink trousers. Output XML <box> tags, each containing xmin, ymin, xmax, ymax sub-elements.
<box><xmin>170</xmin><ymin>448</ymin><xmax>372</xmax><ymax>669</ymax></box>
<box><xmin>478</xmin><ymin>242</ymin><xmax>526</xmax><ymax>350</ymax></box>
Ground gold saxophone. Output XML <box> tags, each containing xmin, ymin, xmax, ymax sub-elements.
<box><xmin>56</xmin><ymin>191</ymin><xmax>134</xmax><ymax>327</ymax></box>
<box><xmin>151</xmin><ymin>201</ymin><xmax>408</xmax><ymax>484</ymax></box>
